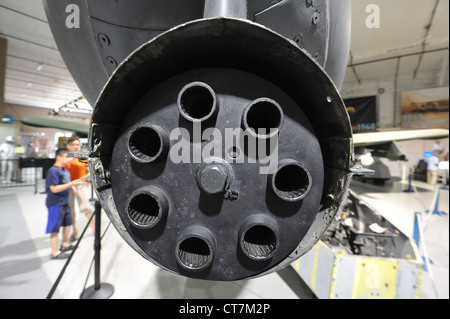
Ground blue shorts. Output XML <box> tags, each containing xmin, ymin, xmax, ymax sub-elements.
<box><xmin>46</xmin><ymin>205</ymin><xmax>73</xmax><ymax>234</ymax></box>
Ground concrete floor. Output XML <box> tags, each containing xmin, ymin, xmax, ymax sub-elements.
<box><xmin>0</xmin><ymin>178</ymin><xmax>448</xmax><ymax>299</ymax></box>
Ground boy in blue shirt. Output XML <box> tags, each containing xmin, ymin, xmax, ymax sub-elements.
<box><xmin>46</xmin><ymin>148</ymin><xmax>83</xmax><ymax>259</ymax></box>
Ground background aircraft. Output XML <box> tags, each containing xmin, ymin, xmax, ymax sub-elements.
<box><xmin>20</xmin><ymin>117</ymin><xmax>89</xmax><ymax>138</ymax></box>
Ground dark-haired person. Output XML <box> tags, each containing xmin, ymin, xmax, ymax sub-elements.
<box><xmin>46</xmin><ymin>148</ymin><xmax>84</xmax><ymax>259</ymax></box>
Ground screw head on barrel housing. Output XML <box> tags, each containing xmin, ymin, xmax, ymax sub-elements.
<box><xmin>197</xmin><ymin>163</ymin><xmax>229</xmax><ymax>194</ymax></box>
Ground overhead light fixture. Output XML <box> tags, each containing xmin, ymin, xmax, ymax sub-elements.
<box><xmin>36</xmin><ymin>63</ymin><xmax>43</xmax><ymax>71</ymax></box>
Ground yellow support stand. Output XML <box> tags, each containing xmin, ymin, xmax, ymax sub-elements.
<box><xmin>294</xmin><ymin>240</ymin><xmax>423</xmax><ymax>299</ymax></box>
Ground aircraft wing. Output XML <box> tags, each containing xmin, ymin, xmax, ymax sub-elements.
<box><xmin>21</xmin><ymin>117</ymin><xmax>89</xmax><ymax>138</ymax></box>
<box><xmin>353</xmin><ymin>128</ymin><xmax>449</xmax><ymax>161</ymax></box>
<box><xmin>353</xmin><ymin>128</ymin><xmax>449</xmax><ymax>147</ymax></box>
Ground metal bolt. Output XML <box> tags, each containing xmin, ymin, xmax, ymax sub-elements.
<box><xmin>98</xmin><ymin>33</ymin><xmax>110</xmax><ymax>46</ymax></box>
<box><xmin>294</xmin><ymin>34</ymin><xmax>304</xmax><ymax>48</ymax></box>
<box><xmin>312</xmin><ymin>12</ymin><xmax>320</xmax><ymax>24</ymax></box>
<box><xmin>198</xmin><ymin>165</ymin><xmax>228</xmax><ymax>194</ymax></box>
<box><xmin>314</xmin><ymin>51</ymin><xmax>320</xmax><ymax>59</ymax></box>
<box><xmin>106</xmin><ymin>56</ymin><xmax>117</xmax><ymax>67</ymax></box>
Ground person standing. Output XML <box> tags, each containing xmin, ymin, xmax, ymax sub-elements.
<box><xmin>65</xmin><ymin>136</ymin><xmax>94</xmax><ymax>241</ymax></box>
<box><xmin>0</xmin><ymin>136</ymin><xmax>16</xmax><ymax>183</ymax></box>
<box><xmin>46</xmin><ymin>148</ymin><xmax>83</xmax><ymax>259</ymax></box>
<box><xmin>427</xmin><ymin>152</ymin><xmax>440</xmax><ymax>185</ymax></box>
<box><xmin>433</xmin><ymin>139</ymin><xmax>445</xmax><ymax>160</ymax></box>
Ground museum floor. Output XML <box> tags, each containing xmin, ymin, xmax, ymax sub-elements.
<box><xmin>0</xmin><ymin>179</ymin><xmax>448</xmax><ymax>299</ymax></box>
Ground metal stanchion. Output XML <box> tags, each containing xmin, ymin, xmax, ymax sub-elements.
<box><xmin>80</xmin><ymin>200</ymin><xmax>114</xmax><ymax>299</ymax></box>
<box><xmin>46</xmin><ymin>212</ymin><xmax>94</xmax><ymax>299</ymax></box>
<box><xmin>403</xmin><ymin>168</ymin><xmax>415</xmax><ymax>193</ymax></box>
